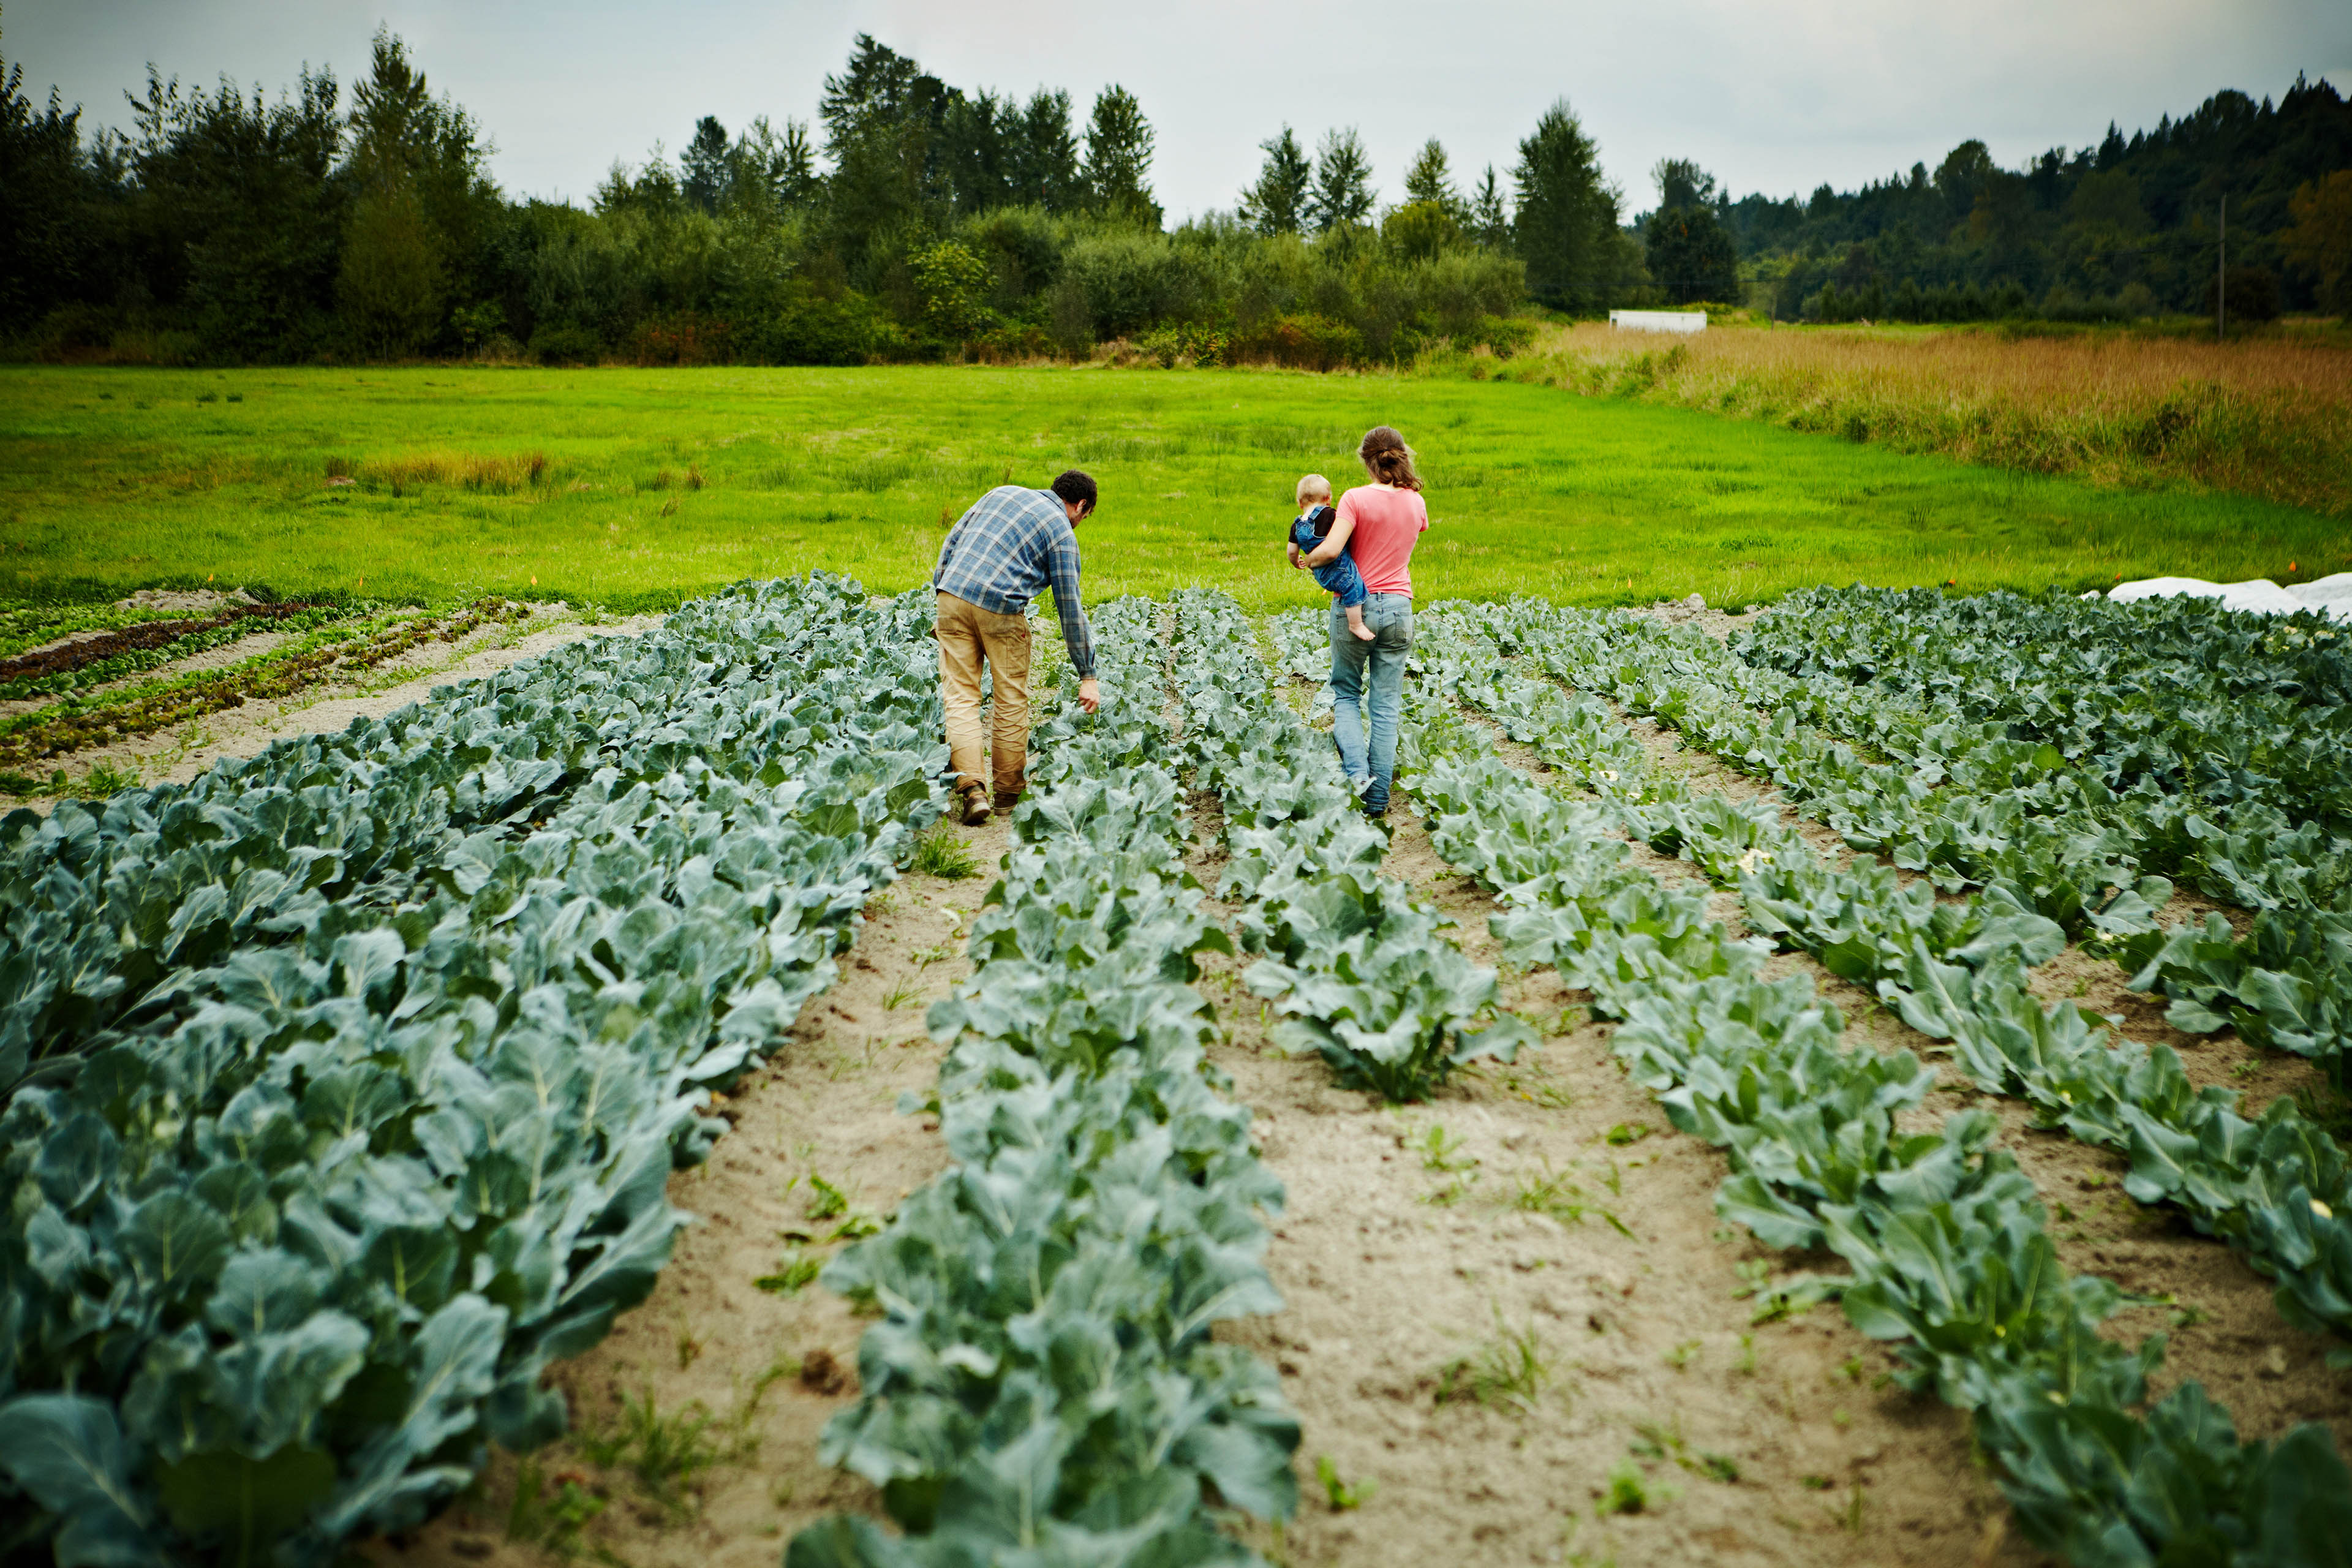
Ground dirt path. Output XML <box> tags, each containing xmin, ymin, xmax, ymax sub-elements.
<box><xmin>1205</xmin><ymin>797</ymin><xmax>2035</xmax><ymax>1568</ymax></box>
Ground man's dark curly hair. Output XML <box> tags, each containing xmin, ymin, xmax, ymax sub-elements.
<box><xmin>1050</xmin><ymin>469</ymin><xmax>1098</xmax><ymax>515</ymax></box>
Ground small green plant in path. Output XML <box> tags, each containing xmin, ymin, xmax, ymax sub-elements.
<box><xmin>506</xmin><ymin>1458</ymin><xmax>609</xmax><ymax>1557</ymax></box>
<box><xmin>1597</xmin><ymin>1461</ymin><xmax>1656</xmax><ymax>1517</ymax></box>
<box><xmin>909</xmin><ymin>823</ymin><xmax>981</xmax><ymax>878</ymax></box>
<box><xmin>576</xmin><ymin>1389</ymin><xmax>736</xmax><ymax>1518</ymax></box>
<box><xmin>1436</xmin><ymin>1311</ymin><xmax>1551</xmax><ymax>1414</ymax></box>
<box><xmin>1314</xmin><ymin>1455</ymin><xmax>1374</xmax><ymax>1511</ymax></box>
<box><xmin>752</xmin><ymin>1251</ymin><xmax>823</xmax><ymax>1295</ymax></box>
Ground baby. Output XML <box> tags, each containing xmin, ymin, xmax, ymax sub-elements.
<box><xmin>1287</xmin><ymin>473</ymin><xmax>1375</xmax><ymax>641</ymax></box>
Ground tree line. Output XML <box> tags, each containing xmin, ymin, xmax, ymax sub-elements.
<box><xmin>0</xmin><ymin>32</ymin><xmax>1615</xmax><ymax>367</ymax></box>
<box><xmin>1</xmin><ymin>26</ymin><xmax>2345</xmax><ymax>369</ymax></box>
<box><xmin>1662</xmin><ymin>77</ymin><xmax>2352</xmax><ymax>323</ymax></box>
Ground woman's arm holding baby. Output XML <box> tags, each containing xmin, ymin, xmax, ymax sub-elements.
<box><xmin>1303</xmin><ymin>513</ymin><xmax>1355</xmax><ymax>568</ymax></box>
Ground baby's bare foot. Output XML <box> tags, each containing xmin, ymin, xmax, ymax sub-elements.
<box><xmin>1350</xmin><ymin>620</ymin><xmax>1377</xmax><ymax>641</ymax></box>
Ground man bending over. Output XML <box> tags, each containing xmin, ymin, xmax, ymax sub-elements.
<box><xmin>931</xmin><ymin>469</ymin><xmax>1103</xmax><ymax>825</ymax></box>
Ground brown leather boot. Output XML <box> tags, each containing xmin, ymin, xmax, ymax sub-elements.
<box><xmin>959</xmin><ymin>784</ymin><xmax>992</xmax><ymax>826</ymax></box>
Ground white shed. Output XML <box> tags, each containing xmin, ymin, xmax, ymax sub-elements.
<box><xmin>1608</xmin><ymin>311</ymin><xmax>1708</xmax><ymax>334</ymax></box>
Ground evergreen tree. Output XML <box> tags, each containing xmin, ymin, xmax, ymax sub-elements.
<box><xmin>820</xmin><ymin>36</ymin><xmax>956</xmax><ymax>273</ymax></box>
<box><xmin>820</xmin><ymin>34</ymin><xmax>936</xmax><ymax>156</ymax></box>
<box><xmin>1511</xmin><ymin>99</ymin><xmax>1618</xmax><ymax>309</ymax></box>
<box><xmin>339</xmin><ymin>30</ymin><xmax>498</xmax><ymax>352</ymax></box>
<box><xmin>125</xmin><ymin>64</ymin><xmax>349</xmax><ymax>359</ymax></box>
<box><xmin>1008</xmin><ymin>89</ymin><xmax>1081</xmax><ymax>211</ymax></box>
<box><xmin>1238</xmin><ymin>126</ymin><xmax>1311</xmax><ymax>235</ymax></box>
<box><xmin>0</xmin><ymin>57</ymin><xmax>105</xmax><ymax>331</ymax></box>
<box><xmin>1306</xmin><ymin>127</ymin><xmax>1373</xmax><ymax>233</ymax></box>
<box><xmin>941</xmin><ymin>89</ymin><xmax>1011</xmax><ymax>215</ymax></box>
<box><xmin>1403</xmin><ymin>137</ymin><xmax>1466</xmax><ymax>221</ymax></box>
<box><xmin>727</xmin><ymin>116</ymin><xmax>816</xmax><ymax>211</ymax></box>
<box><xmin>1082</xmin><ymin>85</ymin><xmax>1158</xmax><ymax>225</ymax></box>
<box><xmin>1470</xmin><ymin>165</ymin><xmax>1509</xmax><ymax>249</ymax></box>
<box><xmin>681</xmin><ymin>115</ymin><xmax>729</xmax><ymax>211</ymax></box>
<box><xmin>777</xmin><ymin>119</ymin><xmax>817</xmax><ymax>205</ymax></box>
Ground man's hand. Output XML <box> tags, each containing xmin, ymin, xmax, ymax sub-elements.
<box><xmin>1078</xmin><ymin>677</ymin><xmax>1101</xmax><ymax>714</ymax></box>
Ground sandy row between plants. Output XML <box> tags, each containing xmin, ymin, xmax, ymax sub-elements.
<box><xmin>0</xmin><ymin>608</ymin><xmax>665</xmax><ymax>813</ymax></box>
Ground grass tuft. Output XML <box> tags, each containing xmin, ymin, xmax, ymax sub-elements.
<box><xmin>910</xmin><ymin>823</ymin><xmax>982</xmax><ymax>879</ymax></box>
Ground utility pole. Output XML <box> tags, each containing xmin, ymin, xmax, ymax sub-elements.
<box><xmin>2218</xmin><ymin>195</ymin><xmax>2227</xmax><ymax>342</ymax></box>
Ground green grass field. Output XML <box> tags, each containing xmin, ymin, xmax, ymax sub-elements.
<box><xmin>2</xmin><ymin>364</ymin><xmax>2343</xmax><ymax>612</ymax></box>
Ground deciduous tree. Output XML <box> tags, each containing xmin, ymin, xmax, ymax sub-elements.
<box><xmin>2283</xmin><ymin>170</ymin><xmax>2352</xmax><ymax>315</ymax></box>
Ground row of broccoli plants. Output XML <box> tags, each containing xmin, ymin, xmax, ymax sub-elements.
<box><xmin>0</xmin><ymin>598</ymin><xmax>537</xmax><ymax>771</ymax></box>
<box><xmin>1414</xmin><ymin>603</ymin><xmax>2352</xmax><ymax>1352</ymax></box>
<box><xmin>1384</xmin><ymin>677</ymin><xmax>2352</xmax><ymax>1568</ymax></box>
<box><xmin>792</xmin><ymin>597</ymin><xmax>1301</xmax><ymax>1568</ymax></box>
<box><xmin>1504</xmin><ymin>589</ymin><xmax>2352</xmax><ymax>1099</ymax></box>
<box><xmin>1476</xmin><ymin>594</ymin><xmax>2352</xmax><ymax>1123</ymax></box>
<box><xmin>1</xmin><ymin>579</ymin><xmax>890</xmax><ymax>1093</ymax></box>
<box><xmin>1738</xmin><ymin>587</ymin><xmax>2350</xmax><ymax>861</ymax></box>
<box><xmin>0</xmin><ymin>577</ymin><xmax>952</xmax><ymax>1568</ymax></box>
<box><xmin>1170</xmin><ymin>590</ymin><xmax>1530</xmax><ymax>1101</ymax></box>
<box><xmin>1733</xmin><ymin>588</ymin><xmax>2352</xmax><ymax>1107</ymax></box>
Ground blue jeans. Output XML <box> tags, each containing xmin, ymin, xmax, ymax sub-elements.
<box><xmin>1330</xmin><ymin>594</ymin><xmax>1412</xmax><ymax>809</ymax></box>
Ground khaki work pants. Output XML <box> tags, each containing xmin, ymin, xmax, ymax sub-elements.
<box><xmin>935</xmin><ymin>591</ymin><xmax>1032</xmax><ymax>797</ymax></box>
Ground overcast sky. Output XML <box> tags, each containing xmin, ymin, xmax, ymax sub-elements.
<box><xmin>10</xmin><ymin>0</ymin><xmax>2348</xmax><ymax>218</ymax></box>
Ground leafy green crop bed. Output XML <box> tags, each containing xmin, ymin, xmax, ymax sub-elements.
<box><xmin>0</xmin><ymin>576</ymin><xmax>951</xmax><ymax>1565</ymax></box>
<box><xmin>1390</xmin><ymin>614</ymin><xmax>2352</xmax><ymax>1567</ymax></box>
<box><xmin>0</xmin><ymin>598</ymin><xmax>533</xmax><ymax>776</ymax></box>
<box><xmin>7</xmin><ymin>571</ymin><xmax>2349</xmax><ymax>1567</ymax></box>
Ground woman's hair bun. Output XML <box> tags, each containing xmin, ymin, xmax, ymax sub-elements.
<box><xmin>1358</xmin><ymin>426</ymin><xmax>1422</xmax><ymax>492</ymax></box>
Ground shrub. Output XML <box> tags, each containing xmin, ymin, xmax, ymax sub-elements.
<box><xmin>529</xmin><ymin>321</ymin><xmax>603</xmax><ymax>365</ymax></box>
<box><xmin>2204</xmin><ymin>265</ymin><xmax>2281</xmax><ymax>324</ymax></box>
<box><xmin>1231</xmin><ymin>313</ymin><xmax>1363</xmax><ymax>371</ymax></box>
<box><xmin>742</xmin><ymin>296</ymin><xmax>883</xmax><ymax>366</ymax></box>
<box><xmin>910</xmin><ymin>240</ymin><xmax>995</xmax><ymax>342</ymax></box>
<box><xmin>624</xmin><ymin>312</ymin><xmax>735</xmax><ymax>366</ymax></box>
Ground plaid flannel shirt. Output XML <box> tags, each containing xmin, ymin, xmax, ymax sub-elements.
<box><xmin>932</xmin><ymin>486</ymin><xmax>1096</xmax><ymax>678</ymax></box>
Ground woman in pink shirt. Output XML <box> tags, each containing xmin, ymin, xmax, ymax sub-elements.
<box><xmin>1296</xmin><ymin>425</ymin><xmax>1427</xmax><ymax>815</ymax></box>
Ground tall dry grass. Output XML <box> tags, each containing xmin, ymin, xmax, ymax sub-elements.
<box><xmin>1480</xmin><ymin>324</ymin><xmax>2352</xmax><ymax>518</ymax></box>
<box><xmin>333</xmin><ymin>451</ymin><xmax>553</xmax><ymax>494</ymax></box>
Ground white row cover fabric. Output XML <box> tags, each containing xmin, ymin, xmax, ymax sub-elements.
<box><xmin>2100</xmin><ymin>572</ymin><xmax>2352</xmax><ymax>623</ymax></box>
<box><xmin>1608</xmin><ymin>310</ymin><xmax>1708</xmax><ymax>334</ymax></box>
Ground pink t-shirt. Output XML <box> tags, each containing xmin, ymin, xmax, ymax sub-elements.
<box><xmin>1335</xmin><ymin>485</ymin><xmax>1428</xmax><ymax>597</ymax></box>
